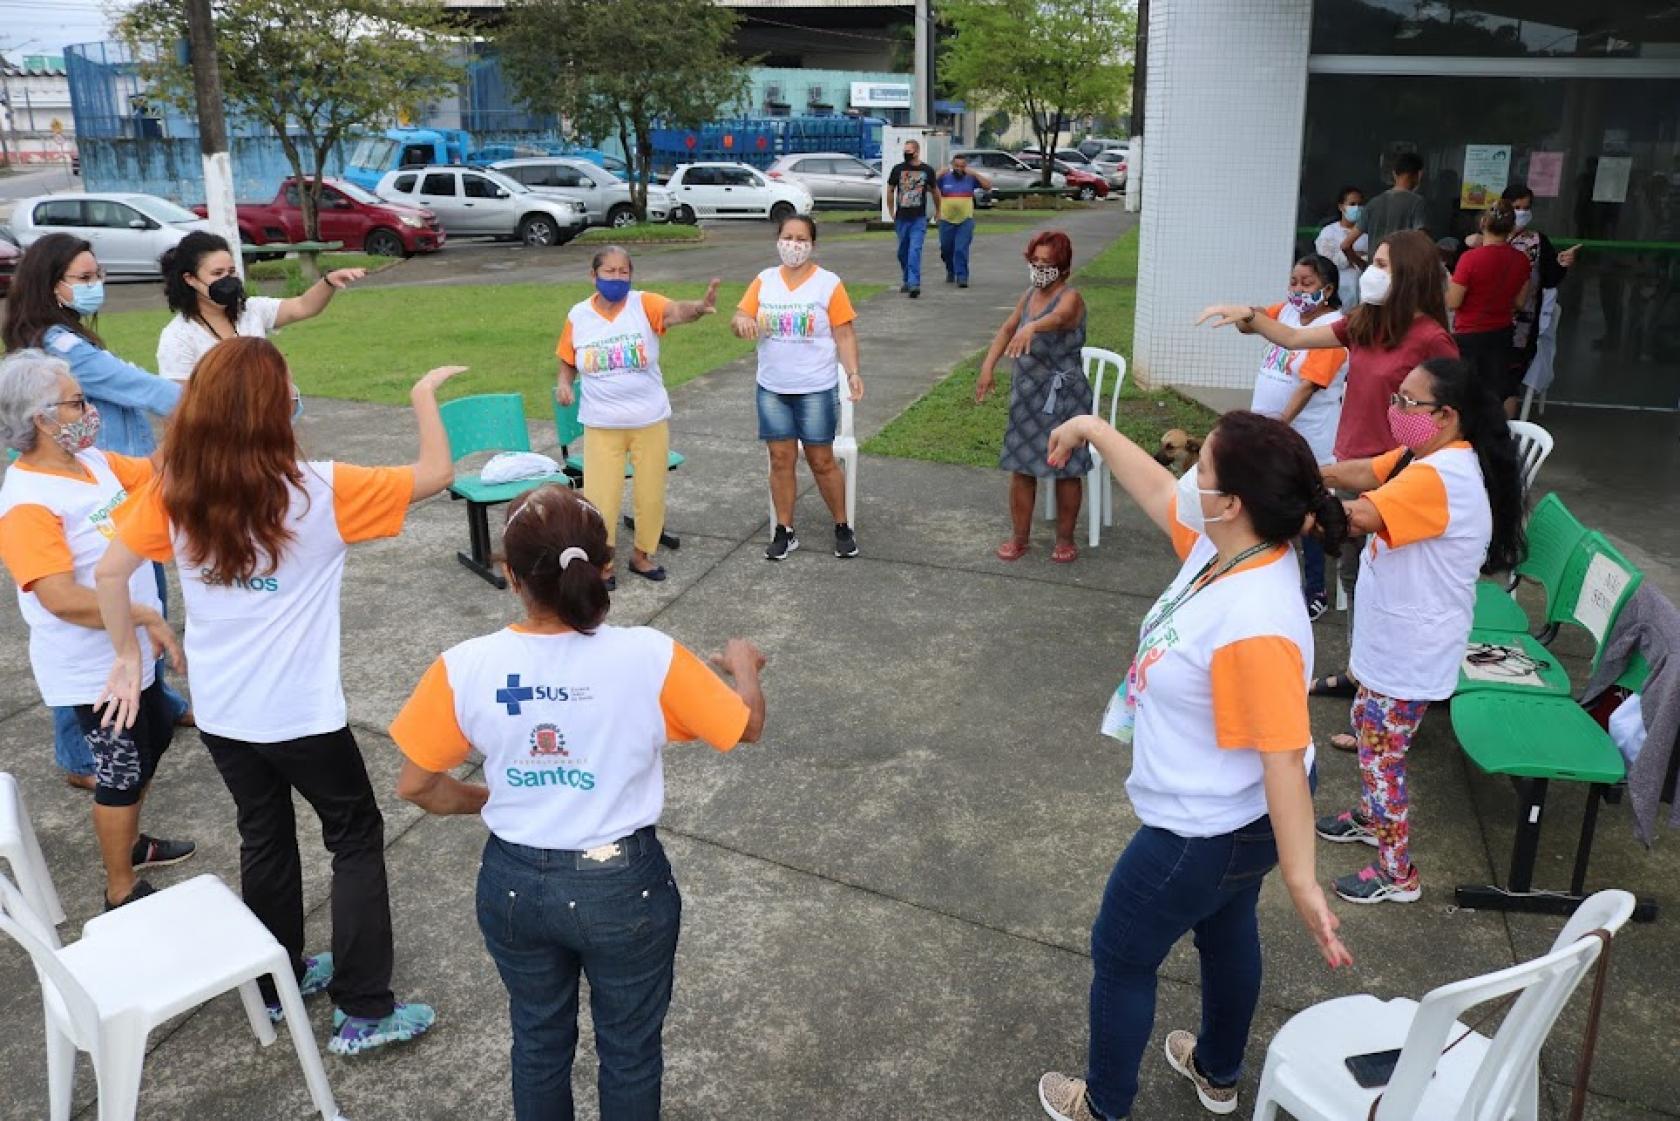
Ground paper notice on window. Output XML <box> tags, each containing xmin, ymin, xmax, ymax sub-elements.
<box><xmin>1460</xmin><ymin>145</ymin><xmax>1511</xmax><ymax>209</ymax></box>
<box><xmin>1593</xmin><ymin>157</ymin><xmax>1633</xmax><ymax>203</ymax></box>
<box><xmin>1462</xmin><ymin>645</ymin><xmax>1546</xmax><ymax>689</ymax></box>
<box><xmin>1573</xmin><ymin>553</ymin><xmax>1632</xmax><ymax>643</ymax></box>
<box><xmin>1527</xmin><ymin>152</ymin><xmax>1564</xmax><ymax>198</ymax></box>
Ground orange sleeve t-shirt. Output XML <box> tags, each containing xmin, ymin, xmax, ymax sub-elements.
<box><xmin>1209</xmin><ymin>635</ymin><xmax>1311</xmax><ymax>752</ymax></box>
<box><xmin>1365</xmin><ymin>446</ymin><xmax>1459</xmax><ymax>548</ymax></box>
<box><xmin>738</xmin><ymin>273</ymin><xmax>856</xmax><ymax>327</ymax></box>
<box><xmin>0</xmin><ymin>504</ymin><xmax>73</xmax><ymax>591</ymax></box>
<box><xmin>661</xmin><ymin>643</ymin><xmax>751</xmax><ymax>750</ymax></box>
<box><xmin>332</xmin><ymin>464</ymin><xmax>415</xmax><ymax>543</ymax></box>
<box><xmin>390</xmin><ymin>657</ymin><xmax>472</xmax><ymax>773</ymax></box>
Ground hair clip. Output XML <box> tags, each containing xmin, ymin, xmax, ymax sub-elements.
<box><xmin>558</xmin><ymin>546</ymin><xmax>589</xmax><ymax>570</ymax></box>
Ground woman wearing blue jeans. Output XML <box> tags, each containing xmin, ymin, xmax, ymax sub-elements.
<box><xmin>1035</xmin><ymin>411</ymin><xmax>1354</xmax><ymax>1121</ymax></box>
<box><xmin>392</xmin><ymin>485</ymin><xmax>767</xmax><ymax>1120</ymax></box>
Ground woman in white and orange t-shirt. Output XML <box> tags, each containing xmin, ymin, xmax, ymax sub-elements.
<box><xmin>0</xmin><ymin>348</ymin><xmax>194</xmax><ymax>910</ymax></box>
<box><xmin>731</xmin><ymin>214</ymin><xmax>865</xmax><ymax>562</ymax></box>
<box><xmin>388</xmin><ymin>484</ymin><xmax>765</xmax><ymax>1120</ymax></box>
<box><xmin>1317</xmin><ymin>357</ymin><xmax>1526</xmax><ymax>905</ymax></box>
<box><xmin>1032</xmin><ymin>409</ymin><xmax>1352</xmax><ymax>1121</ymax></box>
<box><xmin>555</xmin><ymin>246</ymin><xmax>721</xmax><ymax>588</ymax></box>
<box><xmin>1248</xmin><ymin>253</ymin><xmax>1348</xmax><ymax>618</ymax></box>
<box><xmin>94</xmin><ymin>336</ymin><xmax>466</xmax><ymax>1056</ymax></box>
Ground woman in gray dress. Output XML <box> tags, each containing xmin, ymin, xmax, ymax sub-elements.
<box><xmin>976</xmin><ymin>230</ymin><xmax>1091</xmax><ymax>563</ymax></box>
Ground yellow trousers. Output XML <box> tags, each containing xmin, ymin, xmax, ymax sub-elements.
<box><xmin>581</xmin><ymin>421</ymin><xmax>669</xmax><ymax>556</ymax></box>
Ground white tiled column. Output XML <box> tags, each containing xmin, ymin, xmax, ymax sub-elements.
<box><xmin>1133</xmin><ymin>0</ymin><xmax>1312</xmax><ymax>394</ymax></box>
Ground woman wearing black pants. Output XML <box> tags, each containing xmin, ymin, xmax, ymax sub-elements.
<box><xmin>1448</xmin><ymin>200</ymin><xmax>1532</xmax><ymax>413</ymax></box>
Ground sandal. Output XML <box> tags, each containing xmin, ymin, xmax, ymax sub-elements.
<box><xmin>996</xmin><ymin>540</ymin><xmax>1030</xmax><ymax>561</ymax></box>
<box><xmin>1050</xmin><ymin>542</ymin><xmax>1078</xmax><ymax>564</ymax></box>
<box><xmin>1330</xmin><ymin>733</ymin><xmax>1359</xmax><ymax>752</ymax></box>
<box><xmin>1309</xmin><ymin>673</ymin><xmax>1359</xmax><ymax>698</ymax></box>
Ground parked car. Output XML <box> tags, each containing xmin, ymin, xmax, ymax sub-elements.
<box><xmin>664</xmin><ymin>163</ymin><xmax>813</xmax><ymax>223</ymax></box>
<box><xmin>765</xmin><ymin>151</ymin><xmax>881</xmax><ymax>209</ymax></box>
<box><xmin>0</xmin><ymin>225</ymin><xmax>19</xmax><ymax>297</ymax></box>
<box><xmin>10</xmin><ymin>192</ymin><xmax>211</xmax><ymax>276</ymax></box>
<box><xmin>491</xmin><ymin>157</ymin><xmax>673</xmax><ymax>228</ymax></box>
<box><xmin>1089</xmin><ymin>148</ymin><xmax>1130</xmax><ymax>189</ymax></box>
<box><xmin>1019</xmin><ymin>154</ymin><xmax>1110</xmax><ymax>201</ymax></box>
<box><xmin>1022</xmin><ymin>147</ymin><xmax>1099</xmax><ymax>170</ymax></box>
<box><xmin>951</xmin><ymin>150</ymin><xmax>1066</xmax><ymax>194</ymax></box>
<box><xmin>1076</xmin><ymin>136</ymin><xmax>1129</xmax><ymax>161</ymax></box>
<box><xmin>192</xmin><ymin>177</ymin><xmax>444</xmax><ymax>257</ymax></box>
<box><xmin>375</xmin><ymin>166</ymin><xmax>587</xmax><ymax>246</ymax></box>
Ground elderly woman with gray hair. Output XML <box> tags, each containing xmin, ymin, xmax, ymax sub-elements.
<box><xmin>554</xmin><ymin>245</ymin><xmax>721</xmax><ymax>588</ymax></box>
<box><xmin>0</xmin><ymin>349</ymin><xmax>195</xmax><ymax>909</ymax></box>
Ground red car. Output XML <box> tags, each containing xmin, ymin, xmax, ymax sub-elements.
<box><xmin>0</xmin><ymin>226</ymin><xmax>19</xmax><ymax>297</ymax></box>
<box><xmin>1020</xmin><ymin>155</ymin><xmax>1109</xmax><ymax>201</ymax></box>
<box><xmin>193</xmin><ymin>177</ymin><xmax>445</xmax><ymax>257</ymax></box>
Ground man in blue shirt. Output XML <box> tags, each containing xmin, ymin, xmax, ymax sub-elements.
<box><xmin>935</xmin><ymin>155</ymin><xmax>990</xmax><ymax>288</ymax></box>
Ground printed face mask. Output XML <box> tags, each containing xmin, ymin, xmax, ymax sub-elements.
<box><xmin>1029</xmin><ymin>264</ymin><xmax>1060</xmax><ymax>289</ymax></box>
<box><xmin>594</xmin><ymin>277</ymin><xmax>631</xmax><ymax>303</ymax></box>
<box><xmin>1359</xmin><ymin>267</ymin><xmax>1392</xmax><ymax>305</ymax></box>
<box><xmin>64</xmin><ymin>281</ymin><xmax>105</xmax><ymax>316</ymax></box>
<box><xmin>50</xmin><ymin>404</ymin><xmax>101</xmax><ymax>454</ymax></box>
<box><xmin>1287</xmin><ymin>288</ymin><xmax>1327</xmax><ymax>313</ymax></box>
<box><xmin>776</xmin><ymin>238</ymin><xmax>812</xmax><ymax>268</ymax></box>
<box><xmin>1387</xmin><ymin>404</ymin><xmax>1439</xmax><ymax>451</ymax></box>
<box><xmin>1174</xmin><ymin>468</ymin><xmax>1227</xmax><ymax>535</ymax></box>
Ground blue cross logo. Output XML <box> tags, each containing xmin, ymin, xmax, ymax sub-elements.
<box><xmin>496</xmin><ymin>674</ymin><xmax>535</xmax><ymax>715</ymax></box>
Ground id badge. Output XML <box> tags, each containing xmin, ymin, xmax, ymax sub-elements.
<box><xmin>1100</xmin><ymin>659</ymin><xmax>1139</xmax><ymax>745</ymax></box>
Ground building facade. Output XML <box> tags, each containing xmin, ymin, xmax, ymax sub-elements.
<box><xmin>1</xmin><ymin>59</ymin><xmax>76</xmax><ymax>164</ymax></box>
<box><xmin>1136</xmin><ymin>1</ymin><xmax>1680</xmax><ymax>412</ymax></box>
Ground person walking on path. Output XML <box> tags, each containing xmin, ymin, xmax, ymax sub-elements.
<box><xmin>1448</xmin><ymin>200</ymin><xmax>1532</xmax><ymax>415</ymax></box>
<box><xmin>390</xmin><ymin>484</ymin><xmax>766</xmax><ymax>1121</ymax></box>
<box><xmin>155</xmin><ymin>230</ymin><xmax>366</xmax><ymax>381</ymax></box>
<box><xmin>0</xmin><ymin>349</ymin><xmax>195</xmax><ymax>909</ymax></box>
<box><xmin>1314</xmin><ymin>357</ymin><xmax>1525</xmax><ymax>904</ymax></box>
<box><xmin>936</xmin><ymin>153</ymin><xmax>989</xmax><ymax>288</ymax></box>
<box><xmin>1034</xmin><ymin>409</ymin><xmax>1352</xmax><ymax>1121</ymax></box>
<box><xmin>884</xmin><ymin>139</ymin><xmax>940</xmax><ymax>298</ymax></box>
<box><xmin>1342</xmin><ymin>151</ymin><xmax>1428</xmax><ymax>266</ymax></box>
<box><xmin>1316</xmin><ymin>186</ymin><xmax>1366</xmax><ymax>308</ymax></box>
<box><xmin>1246</xmin><ymin>254</ymin><xmax>1349</xmax><ymax>619</ymax></box>
<box><xmin>731</xmin><ymin>215</ymin><xmax>865</xmax><ymax>562</ymax></box>
<box><xmin>976</xmin><ymin>231</ymin><xmax>1090</xmax><ymax>565</ymax></box>
<box><xmin>1198</xmin><ymin>230</ymin><xmax>1458</xmax><ymax>715</ymax></box>
<box><xmin>4</xmin><ymin>232</ymin><xmax>188</xmax><ymax>790</ymax></box>
<box><xmin>95</xmin><ymin>337</ymin><xmax>464</xmax><ymax>1055</ymax></box>
<box><xmin>555</xmin><ymin>247</ymin><xmax>720</xmax><ymax>588</ymax></box>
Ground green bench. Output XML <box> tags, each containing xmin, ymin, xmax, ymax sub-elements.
<box><xmin>440</xmin><ymin>394</ymin><xmax>573</xmax><ymax>589</ymax></box>
<box><xmin>552</xmin><ymin>388</ymin><xmax>686</xmax><ymax>552</ymax></box>
<box><xmin>1449</xmin><ymin>500</ymin><xmax>1657</xmax><ymax>921</ymax></box>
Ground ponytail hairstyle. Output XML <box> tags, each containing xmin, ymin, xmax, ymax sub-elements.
<box><xmin>1207</xmin><ymin>410</ymin><xmax>1349</xmax><ymax>557</ymax></box>
<box><xmin>1480</xmin><ymin>199</ymin><xmax>1518</xmax><ymax>238</ymax></box>
<box><xmin>1295</xmin><ymin>252</ymin><xmax>1341</xmax><ymax>309</ymax></box>
<box><xmin>500</xmin><ymin>485</ymin><xmax>611</xmax><ymax>632</ymax></box>
<box><xmin>1418</xmin><ymin>357</ymin><xmax>1527</xmax><ymax>574</ymax></box>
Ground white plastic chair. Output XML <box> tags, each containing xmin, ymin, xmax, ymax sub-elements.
<box><xmin>1040</xmin><ymin>347</ymin><xmax>1127</xmax><ymax>549</ymax></box>
<box><xmin>0</xmin><ymin>872</ymin><xmax>344</xmax><ymax>1121</ymax></box>
<box><xmin>0</xmin><ymin>772</ymin><xmax>66</xmax><ymax>929</ymax></box>
<box><xmin>1507</xmin><ymin>420</ymin><xmax>1553</xmax><ymax>495</ymax></box>
<box><xmin>766</xmin><ymin>363</ymin><xmax>858</xmax><ymax>530</ymax></box>
<box><xmin>1254</xmin><ymin>888</ymin><xmax>1635</xmax><ymax>1121</ymax></box>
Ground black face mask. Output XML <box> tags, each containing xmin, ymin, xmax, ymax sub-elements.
<box><xmin>903</xmin><ymin>150</ymin><xmax>916</xmax><ymax>161</ymax></box>
<box><xmin>206</xmin><ymin>275</ymin><xmax>245</xmax><ymax>313</ymax></box>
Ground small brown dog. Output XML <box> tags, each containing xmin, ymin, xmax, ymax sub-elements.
<box><xmin>1153</xmin><ymin>428</ymin><xmax>1203</xmax><ymax>475</ymax></box>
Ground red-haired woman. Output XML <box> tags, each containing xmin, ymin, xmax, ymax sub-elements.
<box><xmin>93</xmin><ymin>336</ymin><xmax>466</xmax><ymax>1057</ymax></box>
<box><xmin>975</xmin><ymin>230</ymin><xmax>1091</xmax><ymax>563</ymax></box>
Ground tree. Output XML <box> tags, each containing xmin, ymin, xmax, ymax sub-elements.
<box><xmin>497</xmin><ymin>0</ymin><xmax>750</xmax><ymax>219</ymax></box>
<box><xmin>120</xmin><ymin>0</ymin><xmax>461</xmax><ymax>273</ymax></box>
<box><xmin>943</xmin><ymin>0</ymin><xmax>1135</xmax><ymax>186</ymax></box>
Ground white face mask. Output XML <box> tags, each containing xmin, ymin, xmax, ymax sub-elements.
<box><xmin>777</xmin><ymin>238</ymin><xmax>812</xmax><ymax>268</ymax></box>
<box><xmin>1174</xmin><ymin>468</ymin><xmax>1227</xmax><ymax>536</ymax></box>
<box><xmin>1514</xmin><ymin>209</ymin><xmax>1534</xmax><ymax>229</ymax></box>
<box><xmin>1359</xmin><ymin>266</ymin><xmax>1392</xmax><ymax>306</ymax></box>
<box><xmin>1029</xmin><ymin>263</ymin><xmax>1060</xmax><ymax>288</ymax></box>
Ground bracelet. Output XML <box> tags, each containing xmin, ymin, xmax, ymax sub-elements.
<box><xmin>1241</xmin><ymin>308</ymin><xmax>1257</xmax><ymax>325</ymax></box>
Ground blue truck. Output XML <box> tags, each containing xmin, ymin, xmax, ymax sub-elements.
<box><xmin>341</xmin><ymin>128</ymin><xmax>612</xmax><ymax>191</ymax></box>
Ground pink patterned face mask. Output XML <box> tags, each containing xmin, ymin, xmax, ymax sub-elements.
<box><xmin>1386</xmin><ymin>404</ymin><xmax>1439</xmax><ymax>451</ymax></box>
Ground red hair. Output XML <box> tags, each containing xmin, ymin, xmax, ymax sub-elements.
<box><xmin>1025</xmin><ymin>230</ymin><xmax>1074</xmax><ymax>274</ymax></box>
<box><xmin>159</xmin><ymin>337</ymin><xmax>304</xmax><ymax>582</ymax></box>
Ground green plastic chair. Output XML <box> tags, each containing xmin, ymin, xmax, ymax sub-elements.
<box><xmin>552</xmin><ymin>385</ymin><xmax>686</xmax><ymax>549</ymax></box>
<box><xmin>440</xmin><ymin>393</ymin><xmax>571</xmax><ymax>588</ymax></box>
<box><xmin>1458</xmin><ymin>530</ymin><xmax>1643</xmax><ymax>697</ymax></box>
<box><xmin>1473</xmin><ymin>493</ymin><xmax>1588</xmax><ymax>634</ymax></box>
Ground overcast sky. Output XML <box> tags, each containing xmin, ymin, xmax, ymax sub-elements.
<box><xmin>0</xmin><ymin>0</ymin><xmax>133</xmax><ymax>63</ymax></box>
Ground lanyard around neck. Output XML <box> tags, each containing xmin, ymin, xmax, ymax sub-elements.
<box><xmin>1141</xmin><ymin>541</ymin><xmax>1275</xmax><ymax>645</ymax></box>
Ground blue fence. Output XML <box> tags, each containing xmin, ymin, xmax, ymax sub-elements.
<box><xmin>80</xmin><ymin>136</ymin><xmax>346</xmax><ymax>205</ymax></box>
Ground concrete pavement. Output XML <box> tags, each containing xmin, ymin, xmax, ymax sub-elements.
<box><xmin>1</xmin><ymin>205</ymin><xmax>1677</xmax><ymax>1121</ymax></box>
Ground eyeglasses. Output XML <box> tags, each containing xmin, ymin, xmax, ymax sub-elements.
<box><xmin>1390</xmin><ymin>392</ymin><xmax>1442</xmax><ymax>411</ymax></box>
<box><xmin>47</xmin><ymin>396</ymin><xmax>88</xmax><ymax>413</ymax></box>
<box><xmin>61</xmin><ymin>268</ymin><xmax>107</xmax><ymax>284</ymax></box>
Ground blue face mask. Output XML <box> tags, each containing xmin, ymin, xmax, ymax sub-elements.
<box><xmin>65</xmin><ymin>281</ymin><xmax>105</xmax><ymax>316</ymax></box>
<box><xmin>595</xmin><ymin>277</ymin><xmax>631</xmax><ymax>304</ymax></box>
<box><xmin>1343</xmin><ymin>204</ymin><xmax>1363</xmax><ymax>223</ymax></box>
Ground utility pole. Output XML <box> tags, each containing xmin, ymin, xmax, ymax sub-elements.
<box><xmin>913</xmin><ymin>0</ymin><xmax>930</xmax><ymax>126</ymax></box>
<box><xmin>186</xmin><ymin>0</ymin><xmax>244</xmax><ymax>277</ymax></box>
<box><xmin>1125</xmin><ymin>0</ymin><xmax>1147</xmax><ymax>214</ymax></box>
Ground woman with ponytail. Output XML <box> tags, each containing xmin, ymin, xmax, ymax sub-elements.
<box><xmin>1316</xmin><ymin>357</ymin><xmax>1525</xmax><ymax>905</ymax></box>
<box><xmin>389</xmin><ymin>484</ymin><xmax>767</xmax><ymax>1120</ymax></box>
<box><xmin>1034</xmin><ymin>411</ymin><xmax>1352</xmax><ymax>1121</ymax></box>
<box><xmin>1448</xmin><ymin>199</ymin><xmax>1532</xmax><ymax>414</ymax></box>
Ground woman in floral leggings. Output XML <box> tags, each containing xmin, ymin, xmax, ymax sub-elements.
<box><xmin>1314</xmin><ymin>357</ymin><xmax>1527</xmax><ymax>904</ymax></box>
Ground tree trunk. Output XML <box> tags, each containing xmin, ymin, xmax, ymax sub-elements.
<box><xmin>275</xmin><ymin>132</ymin><xmax>321</xmax><ymax>282</ymax></box>
<box><xmin>615</xmin><ymin>116</ymin><xmax>641</xmax><ymax>219</ymax></box>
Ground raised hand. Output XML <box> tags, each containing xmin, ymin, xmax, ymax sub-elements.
<box><xmin>415</xmin><ymin>365</ymin><xmax>469</xmax><ymax>394</ymax></box>
<box><xmin>711</xmin><ymin>637</ymin><xmax>767</xmax><ymax>677</ymax></box>
<box><xmin>700</xmin><ymin>278</ymin><xmax>721</xmax><ymax>314</ymax></box>
<box><xmin>325</xmin><ymin>268</ymin><xmax>367</xmax><ymax>290</ymax></box>
<box><xmin>1195</xmin><ymin>304</ymin><xmax>1255</xmax><ymax>329</ymax></box>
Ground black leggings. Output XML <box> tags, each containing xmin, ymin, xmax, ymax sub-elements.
<box><xmin>1454</xmin><ymin>326</ymin><xmax>1517</xmax><ymax>401</ymax></box>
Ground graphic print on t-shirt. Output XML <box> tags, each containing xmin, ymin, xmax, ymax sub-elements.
<box><xmin>87</xmin><ymin>489</ymin><xmax>129</xmax><ymax>541</ymax></box>
<box><xmin>577</xmin><ymin>330</ymin><xmax>652</xmax><ymax>375</ymax></box>
<box><xmin>757</xmin><ymin>301</ymin><xmax>819</xmax><ymax>341</ymax></box>
<box><xmin>500</xmin><ymin>672</ymin><xmax>599</xmax><ymax>791</ymax></box>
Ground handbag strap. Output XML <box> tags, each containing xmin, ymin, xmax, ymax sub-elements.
<box><xmin>1365</xmin><ymin>927</ymin><xmax>1612</xmax><ymax>1121</ymax></box>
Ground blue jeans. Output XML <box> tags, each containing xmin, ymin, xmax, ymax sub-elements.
<box><xmin>477</xmin><ymin>828</ymin><xmax>682</xmax><ymax>1121</ymax></box>
<box><xmin>938</xmin><ymin>216</ymin><xmax>974</xmax><ymax>281</ymax></box>
<box><xmin>895</xmin><ymin>215</ymin><xmax>927</xmax><ymax>287</ymax></box>
<box><xmin>1300</xmin><ymin>536</ymin><xmax>1326</xmax><ymax>602</ymax></box>
<box><xmin>1085</xmin><ymin>817</ymin><xmax>1281</xmax><ymax>1120</ymax></box>
<box><xmin>756</xmin><ymin>384</ymin><xmax>839</xmax><ymax>445</ymax></box>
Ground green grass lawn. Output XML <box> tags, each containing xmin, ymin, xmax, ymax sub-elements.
<box><xmin>862</xmin><ymin>228</ymin><xmax>1220</xmax><ymax>469</ymax></box>
<box><xmin>575</xmin><ymin>224</ymin><xmax>704</xmax><ymax>245</ymax></box>
<box><xmin>96</xmin><ymin>281</ymin><xmax>881</xmax><ymax>419</ymax></box>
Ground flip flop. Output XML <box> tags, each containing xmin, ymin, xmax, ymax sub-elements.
<box><xmin>1309</xmin><ymin>673</ymin><xmax>1358</xmax><ymax>698</ymax></box>
<box><xmin>1050</xmin><ymin>543</ymin><xmax>1078</xmax><ymax>564</ymax></box>
<box><xmin>996</xmin><ymin>540</ymin><xmax>1030</xmax><ymax>561</ymax></box>
<box><xmin>1330</xmin><ymin>733</ymin><xmax>1360</xmax><ymax>752</ymax></box>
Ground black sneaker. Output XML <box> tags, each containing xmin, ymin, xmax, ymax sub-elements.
<box><xmin>765</xmin><ymin>525</ymin><xmax>799</xmax><ymax>561</ymax></box>
<box><xmin>899</xmin><ymin>283</ymin><xmax>909</xmax><ymax>293</ymax></box>
<box><xmin>834</xmin><ymin>523</ymin><xmax>859</xmax><ymax>558</ymax></box>
<box><xmin>945</xmin><ymin>273</ymin><xmax>955</xmax><ymax>284</ymax></box>
<box><xmin>105</xmin><ymin>879</ymin><xmax>157</xmax><ymax>911</ymax></box>
<box><xmin>908</xmin><ymin>287</ymin><xmax>921</xmax><ymax>298</ymax></box>
<box><xmin>132</xmin><ymin>834</ymin><xmax>196</xmax><ymax>869</ymax></box>
<box><xmin>958</xmin><ymin>280</ymin><xmax>969</xmax><ymax>288</ymax></box>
